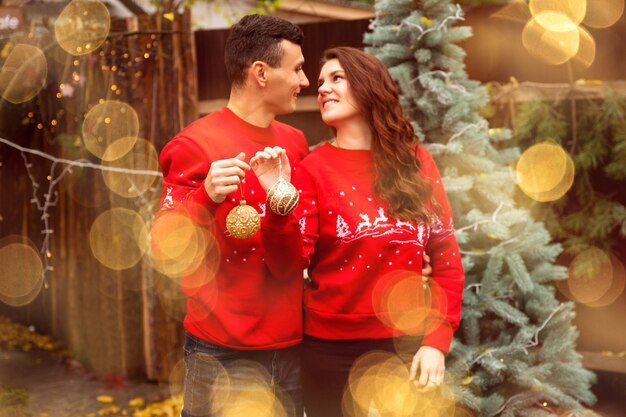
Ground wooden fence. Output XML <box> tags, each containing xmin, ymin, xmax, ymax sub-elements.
<box><xmin>0</xmin><ymin>10</ymin><xmax>197</xmax><ymax>380</ymax></box>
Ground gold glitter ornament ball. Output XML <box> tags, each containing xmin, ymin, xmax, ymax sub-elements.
<box><xmin>226</xmin><ymin>200</ymin><xmax>260</xmax><ymax>239</ymax></box>
<box><xmin>267</xmin><ymin>177</ymin><xmax>299</xmax><ymax>216</ymax></box>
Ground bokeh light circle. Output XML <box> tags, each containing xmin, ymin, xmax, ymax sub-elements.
<box><xmin>344</xmin><ymin>351</ymin><xmax>455</xmax><ymax>417</ymax></box>
<box><xmin>529</xmin><ymin>0</ymin><xmax>587</xmax><ymax>26</ymax></box>
<box><xmin>573</xmin><ymin>26</ymin><xmax>596</xmax><ymax>67</ymax></box>
<box><xmin>54</xmin><ymin>0</ymin><xmax>111</xmax><ymax>56</ymax></box>
<box><xmin>0</xmin><ymin>44</ymin><xmax>48</xmax><ymax>104</ymax></box>
<box><xmin>0</xmin><ymin>236</ymin><xmax>44</xmax><ymax>306</ymax></box>
<box><xmin>102</xmin><ymin>138</ymin><xmax>159</xmax><ymax>198</ymax></box>
<box><xmin>567</xmin><ymin>247</ymin><xmax>614</xmax><ymax>304</ymax></box>
<box><xmin>82</xmin><ymin>100</ymin><xmax>139</xmax><ymax>160</ymax></box>
<box><xmin>516</xmin><ymin>142</ymin><xmax>575</xmax><ymax>201</ymax></box>
<box><xmin>216</xmin><ymin>359</ymin><xmax>287</xmax><ymax>417</ymax></box>
<box><xmin>371</xmin><ymin>270</ymin><xmax>431</xmax><ymax>335</ymax></box>
<box><xmin>586</xmin><ymin>254</ymin><xmax>625</xmax><ymax>307</ymax></box>
<box><xmin>534</xmin><ymin>11</ymin><xmax>580</xmax><ymax>32</ymax></box>
<box><xmin>89</xmin><ymin>207</ymin><xmax>148</xmax><ymax>270</ymax></box>
<box><xmin>583</xmin><ymin>0</ymin><xmax>625</xmax><ymax>28</ymax></box>
<box><xmin>149</xmin><ymin>210</ymin><xmax>217</xmax><ymax>281</ymax></box>
<box><xmin>522</xmin><ymin>16</ymin><xmax>580</xmax><ymax>65</ymax></box>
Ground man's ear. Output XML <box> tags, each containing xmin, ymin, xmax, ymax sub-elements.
<box><xmin>251</xmin><ymin>61</ymin><xmax>268</xmax><ymax>87</ymax></box>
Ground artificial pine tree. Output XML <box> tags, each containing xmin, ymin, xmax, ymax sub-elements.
<box><xmin>364</xmin><ymin>1</ymin><xmax>598</xmax><ymax>415</ymax></box>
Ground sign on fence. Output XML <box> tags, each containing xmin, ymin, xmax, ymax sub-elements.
<box><xmin>0</xmin><ymin>7</ymin><xmax>23</xmax><ymax>32</ymax></box>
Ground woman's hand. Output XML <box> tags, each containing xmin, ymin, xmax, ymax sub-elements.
<box><xmin>409</xmin><ymin>345</ymin><xmax>445</xmax><ymax>389</ymax></box>
<box><xmin>421</xmin><ymin>252</ymin><xmax>432</xmax><ymax>288</ymax></box>
<box><xmin>250</xmin><ymin>146</ymin><xmax>291</xmax><ymax>192</ymax></box>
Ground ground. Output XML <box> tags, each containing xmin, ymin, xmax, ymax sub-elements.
<box><xmin>0</xmin><ymin>316</ymin><xmax>177</xmax><ymax>417</ymax></box>
<box><xmin>0</xmin><ymin>316</ymin><xmax>624</xmax><ymax>417</ymax></box>
<box><xmin>0</xmin><ymin>349</ymin><xmax>173</xmax><ymax>417</ymax></box>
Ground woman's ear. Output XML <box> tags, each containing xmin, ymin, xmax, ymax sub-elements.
<box><xmin>251</xmin><ymin>61</ymin><xmax>268</xmax><ymax>87</ymax></box>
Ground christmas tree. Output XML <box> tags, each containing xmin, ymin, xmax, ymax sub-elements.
<box><xmin>364</xmin><ymin>1</ymin><xmax>598</xmax><ymax>415</ymax></box>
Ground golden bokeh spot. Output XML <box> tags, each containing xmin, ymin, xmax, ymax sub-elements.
<box><xmin>168</xmin><ymin>358</ymin><xmax>186</xmax><ymax>397</ymax></box>
<box><xmin>533</xmin><ymin>11</ymin><xmax>579</xmax><ymax>32</ymax></box>
<box><xmin>522</xmin><ymin>17</ymin><xmax>580</xmax><ymax>65</ymax></box>
<box><xmin>573</xmin><ymin>26</ymin><xmax>596</xmax><ymax>67</ymax></box>
<box><xmin>344</xmin><ymin>351</ymin><xmax>456</xmax><ymax>417</ymax></box>
<box><xmin>585</xmin><ymin>255</ymin><xmax>625</xmax><ymax>307</ymax></box>
<box><xmin>567</xmin><ymin>247</ymin><xmax>614</xmax><ymax>304</ymax></box>
<box><xmin>102</xmin><ymin>138</ymin><xmax>158</xmax><ymax>198</ymax></box>
<box><xmin>89</xmin><ymin>208</ymin><xmax>148</xmax><ymax>270</ymax></box>
<box><xmin>583</xmin><ymin>0</ymin><xmax>625</xmax><ymax>28</ymax></box>
<box><xmin>54</xmin><ymin>0</ymin><xmax>110</xmax><ymax>56</ymax></box>
<box><xmin>0</xmin><ymin>236</ymin><xmax>44</xmax><ymax>307</ymax></box>
<box><xmin>215</xmin><ymin>359</ymin><xmax>288</xmax><ymax>417</ymax></box>
<box><xmin>516</xmin><ymin>142</ymin><xmax>575</xmax><ymax>201</ymax></box>
<box><xmin>82</xmin><ymin>100</ymin><xmax>139</xmax><ymax>160</ymax></box>
<box><xmin>0</xmin><ymin>44</ymin><xmax>48</xmax><ymax>104</ymax></box>
<box><xmin>201</xmin><ymin>353</ymin><xmax>231</xmax><ymax>413</ymax></box>
<box><xmin>529</xmin><ymin>0</ymin><xmax>587</xmax><ymax>26</ymax></box>
<box><xmin>149</xmin><ymin>210</ymin><xmax>216</xmax><ymax>280</ymax></box>
<box><xmin>371</xmin><ymin>270</ymin><xmax>431</xmax><ymax>335</ymax></box>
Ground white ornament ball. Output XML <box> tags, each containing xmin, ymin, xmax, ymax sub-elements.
<box><xmin>267</xmin><ymin>177</ymin><xmax>299</xmax><ymax>216</ymax></box>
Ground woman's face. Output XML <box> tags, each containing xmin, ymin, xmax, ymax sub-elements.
<box><xmin>316</xmin><ymin>58</ymin><xmax>360</xmax><ymax>127</ymax></box>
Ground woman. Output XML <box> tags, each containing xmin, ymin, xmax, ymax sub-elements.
<box><xmin>295</xmin><ymin>47</ymin><xmax>464</xmax><ymax>417</ymax></box>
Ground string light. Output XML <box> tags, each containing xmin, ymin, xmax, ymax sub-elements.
<box><xmin>5</xmin><ymin>28</ymin><xmax>170</xmax><ymax>280</ymax></box>
<box><xmin>0</xmin><ymin>136</ymin><xmax>162</xmax><ymax>281</ymax></box>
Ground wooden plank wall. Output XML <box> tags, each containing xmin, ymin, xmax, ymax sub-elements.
<box><xmin>0</xmin><ymin>10</ymin><xmax>197</xmax><ymax>380</ymax></box>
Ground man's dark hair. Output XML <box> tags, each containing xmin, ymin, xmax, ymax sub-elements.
<box><xmin>225</xmin><ymin>14</ymin><xmax>304</xmax><ymax>89</ymax></box>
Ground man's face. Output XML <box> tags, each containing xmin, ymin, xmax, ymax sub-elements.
<box><xmin>265</xmin><ymin>40</ymin><xmax>309</xmax><ymax>116</ymax></box>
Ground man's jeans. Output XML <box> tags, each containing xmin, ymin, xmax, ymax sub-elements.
<box><xmin>181</xmin><ymin>332</ymin><xmax>302</xmax><ymax>417</ymax></box>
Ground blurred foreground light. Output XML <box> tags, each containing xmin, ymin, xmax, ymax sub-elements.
<box><xmin>583</xmin><ymin>0</ymin><xmax>625</xmax><ymax>28</ymax></box>
<box><xmin>343</xmin><ymin>351</ymin><xmax>456</xmax><ymax>417</ymax></box>
<box><xmin>82</xmin><ymin>100</ymin><xmax>139</xmax><ymax>160</ymax></box>
<box><xmin>516</xmin><ymin>142</ymin><xmax>575</xmax><ymax>202</ymax></box>
<box><xmin>371</xmin><ymin>270</ymin><xmax>431</xmax><ymax>335</ymax></box>
<box><xmin>522</xmin><ymin>15</ymin><xmax>580</xmax><ymax>65</ymax></box>
<box><xmin>572</xmin><ymin>26</ymin><xmax>596</xmax><ymax>67</ymax></box>
<box><xmin>102</xmin><ymin>138</ymin><xmax>159</xmax><ymax>198</ymax></box>
<box><xmin>216</xmin><ymin>359</ymin><xmax>288</xmax><ymax>417</ymax></box>
<box><xmin>529</xmin><ymin>0</ymin><xmax>587</xmax><ymax>26</ymax></box>
<box><xmin>54</xmin><ymin>0</ymin><xmax>110</xmax><ymax>56</ymax></box>
<box><xmin>149</xmin><ymin>210</ymin><xmax>217</xmax><ymax>281</ymax></box>
<box><xmin>0</xmin><ymin>236</ymin><xmax>44</xmax><ymax>306</ymax></box>
<box><xmin>89</xmin><ymin>208</ymin><xmax>148</xmax><ymax>270</ymax></box>
<box><xmin>558</xmin><ymin>247</ymin><xmax>626</xmax><ymax>307</ymax></box>
<box><xmin>0</xmin><ymin>44</ymin><xmax>47</xmax><ymax>104</ymax></box>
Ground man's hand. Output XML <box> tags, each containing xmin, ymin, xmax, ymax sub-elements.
<box><xmin>204</xmin><ymin>152</ymin><xmax>250</xmax><ymax>203</ymax></box>
<box><xmin>250</xmin><ymin>146</ymin><xmax>291</xmax><ymax>192</ymax></box>
<box><xmin>409</xmin><ymin>345</ymin><xmax>445</xmax><ymax>389</ymax></box>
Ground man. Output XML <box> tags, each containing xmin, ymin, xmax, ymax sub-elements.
<box><xmin>155</xmin><ymin>14</ymin><xmax>309</xmax><ymax>417</ymax></box>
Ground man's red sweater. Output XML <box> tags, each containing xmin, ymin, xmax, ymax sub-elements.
<box><xmin>156</xmin><ymin>107</ymin><xmax>308</xmax><ymax>349</ymax></box>
<box><xmin>291</xmin><ymin>143</ymin><xmax>465</xmax><ymax>353</ymax></box>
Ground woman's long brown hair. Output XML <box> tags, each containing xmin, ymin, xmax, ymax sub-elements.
<box><xmin>321</xmin><ymin>46</ymin><xmax>438</xmax><ymax>222</ymax></box>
